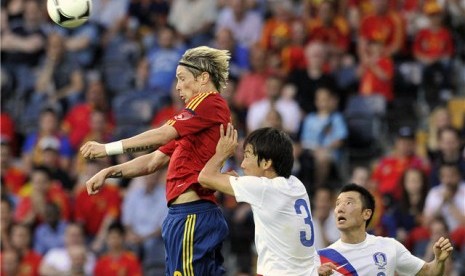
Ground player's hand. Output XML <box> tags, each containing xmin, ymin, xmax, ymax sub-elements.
<box><xmin>433</xmin><ymin>236</ymin><xmax>453</xmax><ymax>262</ymax></box>
<box><xmin>318</xmin><ymin>263</ymin><xmax>338</xmax><ymax>276</ymax></box>
<box><xmin>80</xmin><ymin>141</ymin><xmax>106</xmax><ymax>159</ymax></box>
<box><xmin>216</xmin><ymin>123</ymin><xmax>238</xmax><ymax>158</ymax></box>
<box><xmin>86</xmin><ymin>169</ymin><xmax>108</xmax><ymax>195</ymax></box>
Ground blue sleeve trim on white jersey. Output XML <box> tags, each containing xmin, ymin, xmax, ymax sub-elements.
<box><xmin>318</xmin><ymin>248</ymin><xmax>359</xmax><ymax>276</ymax></box>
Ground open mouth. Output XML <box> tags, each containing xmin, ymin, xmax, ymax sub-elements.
<box><xmin>337</xmin><ymin>216</ymin><xmax>347</xmax><ymax>223</ymax></box>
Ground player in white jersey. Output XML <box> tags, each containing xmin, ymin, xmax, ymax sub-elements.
<box><xmin>318</xmin><ymin>184</ymin><xmax>453</xmax><ymax>276</ymax></box>
<box><xmin>199</xmin><ymin>124</ymin><xmax>319</xmax><ymax>276</ymax></box>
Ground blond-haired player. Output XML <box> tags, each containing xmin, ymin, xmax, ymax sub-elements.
<box><xmin>81</xmin><ymin>46</ymin><xmax>232</xmax><ymax>274</ymax></box>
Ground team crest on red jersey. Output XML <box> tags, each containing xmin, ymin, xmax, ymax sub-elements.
<box><xmin>175</xmin><ymin>110</ymin><xmax>195</xmax><ymax>121</ymax></box>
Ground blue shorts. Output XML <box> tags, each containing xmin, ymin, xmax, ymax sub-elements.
<box><xmin>162</xmin><ymin>200</ymin><xmax>229</xmax><ymax>276</ymax></box>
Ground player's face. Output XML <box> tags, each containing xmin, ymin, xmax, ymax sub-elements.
<box><xmin>175</xmin><ymin>65</ymin><xmax>201</xmax><ymax>103</ymax></box>
<box><xmin>334</xmin><ymin>191</ymin><xmax>369</xmax><ymax>231</ymax></box>
<box><xmin>241</xmin><ymin>144</ymin><xmax>264</xmax><ymax>177</ymax></box>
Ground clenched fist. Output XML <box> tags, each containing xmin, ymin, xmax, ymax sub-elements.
<box><xmin>80</xmin><ymin>141</ymin><xmax>106</xmax><ymax>159</ymax></box>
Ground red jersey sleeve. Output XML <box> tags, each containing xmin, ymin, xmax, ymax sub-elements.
<box><xmin>158</xmin><ymin>140</ymin><xmax>176</xmax><ymax>157</ymax></box>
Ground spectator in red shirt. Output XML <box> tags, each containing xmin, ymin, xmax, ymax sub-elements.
<box><xmin>372</xmin><ymin>126</ymin><xmax>429</xmax><ymax>200</ymax></box>
<box><xmin>150</xmin><ymin>84</ymin><xmax>185</xmax><ymax>128</ymax></box>
<box><xmin>9</xmin><ymin>223</ymin><xmax>42</xmax><ymax>276</ymax></box>
<box><xmin>73</xmin><ymin>110</ymin><xmax>113</xmax><ymax>177</ymax></box>
<box><xmin>358</xmin><ymin>38</ymin><xmax>394</xmax><ymax>102</ymax></box>
<box><xmin>308</xmin><ymin>0</ymin><xmax>350</xmax><ymax>54</ymax></box>
<box><xmin>14</xmin><ymin>166</ymin><xmax>71</xmax><ymax>224</ymax></box>
<box><xmin>280</xmin><ymin>19</ymin><xmax>308</xmax><ymax>75</ymax></box>
<box><xmin>94</xmin><ymin>222</ymin><xmax>142</xmax><ymax>276</ymax></box>
<box><xmin>1</xmin><ymin>139</ymin><xmax>27</xmax><ymax>195</ymax></box>
<box><xmin>358</xmin><ymin>0</ymin><xmax>404</xmax><ymax>59</ymax></box>
<box><xmin>74</xmin><ymin>159</ymin><xmax>121</xmax><ymax>252</ymax></box>
<box><xmin>62</xmin><ymin>77</ymin><xmax>115</xmax><ymax>151</ymax></box>
<box><xmin>260</xmin><ymin>0</ymin><xmax>294</xmax><ymax>51</ymax></box>
<box><xmin>233</xmin><ymin>45</ymin><xmax>270</xmax><ymax>112</ymax></box>
<box><xmin>413</xmin><ymin>1</ymin><xmax>454</xmax><ymax>104</ymax></box>
<box><xmin>0</xmin><ymin>111</ymin><xmax>15</xmax><ymax>149</ymax></box>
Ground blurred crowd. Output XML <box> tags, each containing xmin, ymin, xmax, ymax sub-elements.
<box><xmin>1</xmin><ymin>0</ymin><xmax>465</xmax><ymax>275</ymax></box>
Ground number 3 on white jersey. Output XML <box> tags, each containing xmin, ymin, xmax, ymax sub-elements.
<box><xmin>294</xmin><ymin>199</ymin><xmax>315</xmax><ymax>247</ymax></box>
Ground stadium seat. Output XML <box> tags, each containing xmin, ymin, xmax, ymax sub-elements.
<box><xmin>112</xmin><ymin>90</ymin><xmax>168</xmax><ymax>139</ymax></box>
<box><xmin>344</xmin><ymin>95</ymin><xmax>386</xmax><ymax>164</ymax></box>
<box><xmin>448</xmin><ymin>97</ymin><xmax>465</xmax><ymax>129</ymax></box>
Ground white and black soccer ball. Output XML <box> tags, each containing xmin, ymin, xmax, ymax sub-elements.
<box><xmin>47</xmin><ymin>0</ymin><xmax>92</xmax><ymax>28</ymax></box>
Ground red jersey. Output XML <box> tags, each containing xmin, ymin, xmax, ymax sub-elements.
<box><xmin>151</xmin><ymin>105</ymin><xmax>181</xmax><ymax>128</ymax></box>
<box><xmin>413</xmin><ymin>27</ymin><xmax>454</xmax><ymax>60</ymax></box>
<box><xmin>159</xmin><ymin>92</ymin><xmax>231</xmax><ymax>204</ymax></box>
<box><xmin>234</xmin><ymin>72</ymin><xmax>268</xmax><ymax>108</ymax></box>
<box><xmin>281</xmin><ymin>45</ymin><xmax>306</xmax><ymax>73</ymax></box>
<box><xmin>372</xmin><ymin>155</ymin><xmax>427</xmax><ymax>199</ymax></box>
<box><xmin>359</xmin><ymin>56</ymin><xmax>394</xmax><ymax>101</ymax></box>
<box><xmin>2</xmin><ymin>167</ymin><xmax>27</xmax><ymax>195</ymax></box>
<box><xmin>0</xmin><ymin>112</ymin><xmax>15</xmax><ymax>142</ymax></box>
<box><xmin>19</xmin><ymin>250</ymin><xmax>42</xmax><ymax>276</ymax></box>
<box><xmin>74</xmin><ymin>184</ymin><xmax>121</xmax><ymax>236</ymax></box>
<box><xmin>360</xmin><ymin>14</ymin><xmax>397</xmax><ymax>46</ymax></box>
<box><xmin>260</xmin><ymin>18</ymin><xmax>292</xmax><ymax>50</ymax></box>
<box><xmin>308</xmin><ymin>17</ymin><xmax>350</xmax><ymax>51</ymax></box>
<box><xmin>93</xmin><ymin>252</ymin><xmax>142</xmax><ymax>276</ymax></box>
<box><xmin>360</xmin><ymin>11</ymin><xmax>405</xmax><ymax>53</ymax></box>
<box><xmin>62</xmin><ymin>104</ymin><xmax>114</xmax><ymax>150</ymax></box>
<box><xmin>15</xmin><ymin>183</ymin><xmax>71</xmax><ymax>223</ymax></box>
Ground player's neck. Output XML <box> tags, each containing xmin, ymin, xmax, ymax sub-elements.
<box><xmin>340</xmin><ymin>229</ymin><xmax>367</xmax><ymax>244</ymax></box>
<box><xmin>199</xmin><ymin>83</ymin><xmax>217</xmax><ymax>93</ymax></box>
<box><xmin>263</xmin><ymin>170</ymin><xmax>279</xmax><ymax>179</ymax></box>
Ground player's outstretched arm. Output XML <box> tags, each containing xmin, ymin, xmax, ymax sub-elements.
<box><xmin>86</xmin><ymin>150</ymin><xmax>170</xmax><ymax>195</ymax></box>
<box><xmin>198</xmin><ymin>123</ymin><xmax>237</xmax><ymax>196</ymax></box>
<box><xmin>80</xmin><ymin>124</ymin><xmax>178</xmax><ymax>159</ymax></box>
<box><xmin>416</xmin><ymin>237</ymin><xmax>453</xmax><ymax>276</ymax></box>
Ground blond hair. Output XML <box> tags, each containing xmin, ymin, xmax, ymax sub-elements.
<box><xmin>179</xmin><ymin>46</ymin><xmax>230</xmax><ymax>92</ymax></box>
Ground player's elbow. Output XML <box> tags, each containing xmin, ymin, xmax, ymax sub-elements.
<box><xmin>198</xmin><ymin>170</ymin><xmax>212</xmax><ymax>189</ymax></box>
<box><xmin>147</xmin><ymin>151</ymin><xmax>170</xmax><ymax>173</ymax></box>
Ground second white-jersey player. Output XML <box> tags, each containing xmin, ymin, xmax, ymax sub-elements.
<box><xmin>317</xmin><ymin>184</ymin><xmax>453</xmax><ymax>276</ymax></box>
<box><xmin>319</xmin><ymin>234</ymin><xmax>424</xmax><ymax>276</ymax></box>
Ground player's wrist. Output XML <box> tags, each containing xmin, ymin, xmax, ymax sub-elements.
<box><xmin>105</xmin><ymin>141</ymin><xmax>123</xmax><ymax>155</ymax></box>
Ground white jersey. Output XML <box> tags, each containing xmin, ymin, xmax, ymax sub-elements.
<box><xmin>319</xmin><ymin>234</ymin><xmax>425</xmax><ymax>276</ymax></box>
<box><xmin>230</xmin><ymin>175</ymin><xmax>319</xmax><ymax>276</ymax></box>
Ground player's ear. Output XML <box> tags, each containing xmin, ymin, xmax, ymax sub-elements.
<box><xmin>261</xmin><ymin>159</ymin><xmax>273</xmax><ymax>170</ymax></box>
<box><xmin>200</xmin><ymin>71</ymin><xmax>210</xmax><ymax>84</ymax></box>
<box><xmin>363</xmin><ymin>208</ymin><xmax>372</xmax><ymax>221</ymax></box>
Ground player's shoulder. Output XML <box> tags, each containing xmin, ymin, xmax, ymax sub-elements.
<box><xmin>272</xmin><ymin>175</ymin><xmax>308</xmax><ymax>195</ymax></box>
<box><xmin>369</xmin><ymin>234</ymin><xmax>400</xmax><ymax>246</ymax></box>
<box><xmin>233</xmin><ymin>175</ymin><xmax>267</xmax><ymax>185</ymax></box>
<box><xmin>186</xmin><ymin>91</ymin><xmax>227</xmax><ymax>111</ymax></box>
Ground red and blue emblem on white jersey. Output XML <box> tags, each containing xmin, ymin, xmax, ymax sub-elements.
<box><xmin>319</xmin><ymin>248</ymin><xmax>358</xmax><ymax>276</ymax></box>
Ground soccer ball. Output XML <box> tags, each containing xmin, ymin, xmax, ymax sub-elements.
<box><xmin>47</xmin><ymin>0</ymin><xmax>92</xmax><ymax>28</ymax></box>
